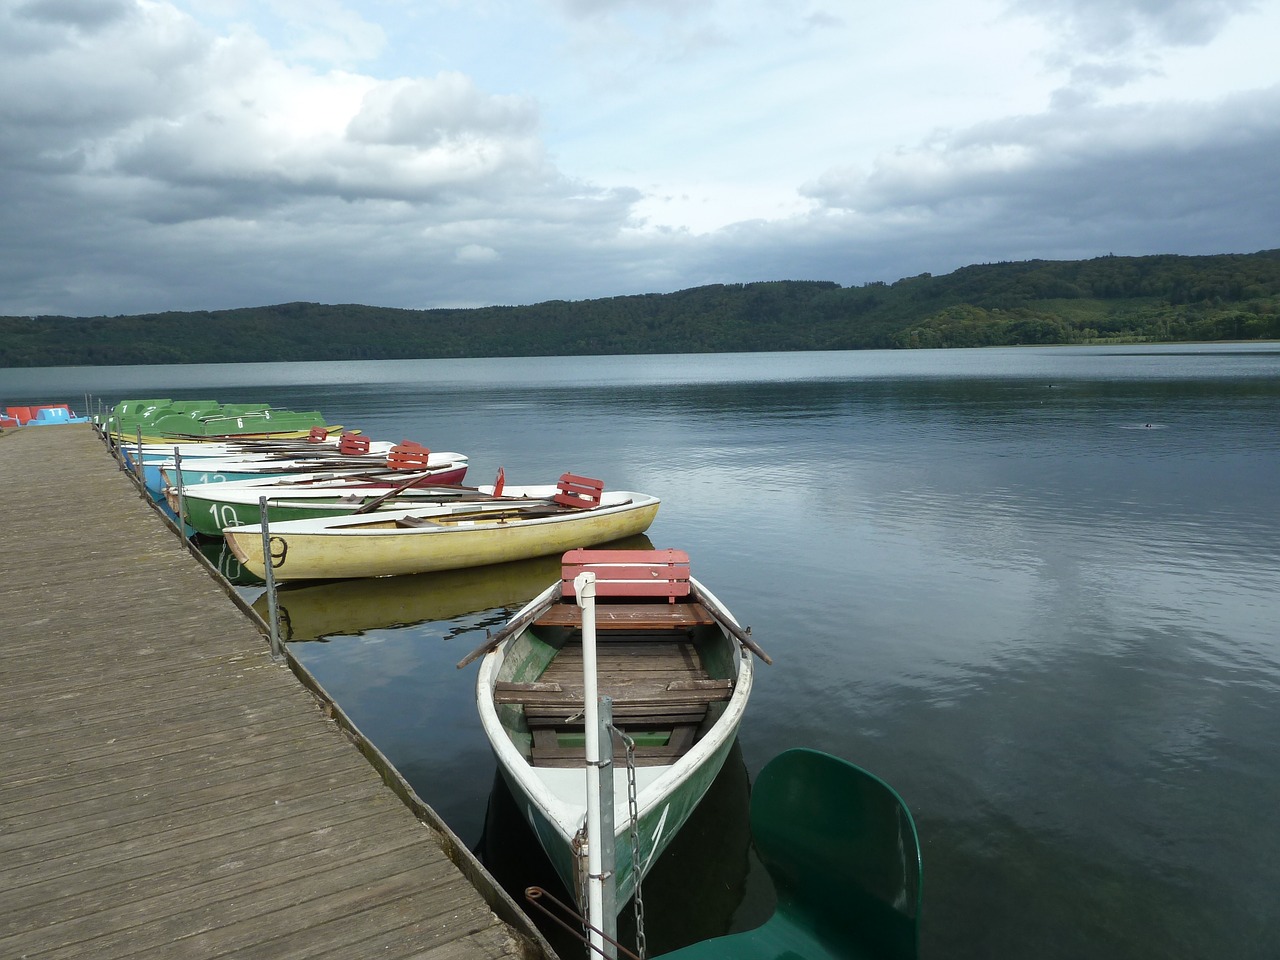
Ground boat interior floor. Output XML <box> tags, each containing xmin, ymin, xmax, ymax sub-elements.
<box><xmin>494</xmin><ymin>630</ymin><xmax>734</xmax><ymax>769</ymax></box>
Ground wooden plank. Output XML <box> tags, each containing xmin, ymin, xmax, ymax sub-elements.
<box><xmin>518</xmin><ymin>685</ymin><xmax>732</xmax><ymax>709</ymax></box>
<box><xmin>551</xmin><ymin>472</ymin><xmax>604</xmax><ymax>509</ymax></box>
<box><xmin>527</xmin><ymin>705</ymin><xmax>709</xmax><ymax>725</ymax></box>
<box><xmin>559</xmin><ymin>547</ymin><xmax>691</xmax><ymax>601</ymax></box>
<box><xmin>534</xmin><ymin>601</ymin><xmax>714</xmax><ymax>628</ymax></box>
<box><xmin>530</xmin><ymin>726</ymin><xmax>701</xmax><ymax>768</ymax></box>
<box><xmin>0</xmin><ymin>427</ymin><xmax>549</xmax><ymax>960</ymax></box>
<box><xmin>0</xmin><ymin>821</ymin><xmax>424</xmax><ymax>942</ymax></box>
<box><xmin>526</xmin><ymin>702</ymin><xmax>714</xmax><ymax>718</ymax></box>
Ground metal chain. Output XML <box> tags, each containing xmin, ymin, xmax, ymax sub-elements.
<box><xmin>614</xmin><ymin>727</ymin><xmax>647</xmax><ymax>960</ymax></box>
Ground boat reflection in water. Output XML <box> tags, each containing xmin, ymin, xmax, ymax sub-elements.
<box><xmin>475</xmin><ymin>738</ymin><xmax>760</xmax><ymax>959</ymax></box>
<box><xmin>247</xmin><ymin>534</ymin><xmax>656</xmax><ymax>641</ymax></box>
<box><xmin>195</xmin><ymin>537</ymin><xmax>264</xmax><ymax>587</ymax></box>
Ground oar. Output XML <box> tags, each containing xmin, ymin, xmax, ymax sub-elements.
<box><xmin>407</xmin><ymin>503</ymin><xmax>558</xmax><ymax>525</ymax></box>
<box><xmin>689</xmin><ymin>582</ymin><xmax>773</xmax><ymax>665</ymax></box>
<box><xmin>351</xmin><ymin>472</ymin><xmax>441</xmax><ymax>515</ymax></box>
<box><xmin>456</xmin><ymin>590</ymin><xmax>560</xmax><ymax>669</ymax></box>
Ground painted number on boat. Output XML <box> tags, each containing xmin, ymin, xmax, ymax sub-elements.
<box><xmin>206</xmin><ymin>503</ymin><xmax>243</xmax><ymax>530</ymax></box>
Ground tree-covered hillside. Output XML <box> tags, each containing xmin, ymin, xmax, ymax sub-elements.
<box><xmin>2</xmin><ymin>250</ymin><xmax>1278</xmax><ymax>367</ymax></box>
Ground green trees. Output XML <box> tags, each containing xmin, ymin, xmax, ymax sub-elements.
<box><xmin>3</xmin><ymin>251</ymin><xmax>1277</xmax><ymax>366</ymax></box>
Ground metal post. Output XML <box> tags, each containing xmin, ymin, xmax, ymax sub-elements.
<box><xmin>598</xmin><ymin>695</ymin><xmax>618</xmax><ymax>955</ymax></box>
<box><xmin>576</xmin><ymin>571</ymin><xmax>617</xmax><ymax>957</ymax></box>
<box><xmin>134</xmin><ymin>426</ymin><xmax>145</xmax><ymax>492</ymax></box>
<box><xmin>173</xmin><ymin>447</ymin><xmax>186</xmax><ymax>539</ymax></box>
<box><xmin>258</xmin><ymin>496</ymin><xmax>282</xmax><ymax>660</ymax></box>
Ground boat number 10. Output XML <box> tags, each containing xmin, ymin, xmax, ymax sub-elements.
<box><xmin>205</xmin><ymin>504</ymin><xmax>244</xmax><ymax>531</ymax></box>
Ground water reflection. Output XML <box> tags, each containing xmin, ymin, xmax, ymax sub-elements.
<box><xmin>27</xmin><ymin>346</ymin><xmax>1280</xmax><ymax>960</ymax></box>
<box><xmin>243</xmin><ymin>534</ymin><xmax>653</xmax><ymax>640</ymax></box>
<box><xmin>259</xmin><ymin>554</ymin><xmax>558</xmax><ymax>641</ymax></box>
<box><xmin>195</xmin><ymin>537</ymin><xmax>262</xmax><ymax>586</ymax></box>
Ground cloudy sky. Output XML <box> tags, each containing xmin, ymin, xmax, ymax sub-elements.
<box><xmin>2</xmin><ymin>0</ymin><xmax>1278</xmax><ymax>318</ymax></box>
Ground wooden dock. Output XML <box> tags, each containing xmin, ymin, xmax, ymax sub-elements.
<box><xmin>0</xmin><ymin>426</ymin><xmax>556</xmax><ymax>960</ymax></box>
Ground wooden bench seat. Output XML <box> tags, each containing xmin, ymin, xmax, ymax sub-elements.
<box><xmin>496</xmin><ymin>679</ymin><xmax>735</xmax><ymax>710</ymax></box>
<box><xmin>527</xmin><ymin>704</ymin><xmax>711</xmax><ymax>726</ymax></box>
<box><xmin>533</xmin><ymin>602</ymin><xmax>716</xmax><ymax>630</ymax></box>
<box><xmin>530</xmin><ymin>723</ymin><xmax>701</xmax><ymax>767</ymax></box>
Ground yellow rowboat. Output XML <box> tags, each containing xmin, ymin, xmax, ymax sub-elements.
<box><xmin>224</xmin><ymin>478</ymin><xmax>660</xmax><ymax>581</ymax></box>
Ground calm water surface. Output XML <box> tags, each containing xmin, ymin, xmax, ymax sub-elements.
<box><xmin>9</xmin><ymin>345</ymin><xmax>1280</xmax><ymax>958</ymax></box>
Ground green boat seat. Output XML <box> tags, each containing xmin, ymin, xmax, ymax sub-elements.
<box><xmin>656</xmin><ymin>747</ymin><xmax>922</xmax><ymax>960</ymax></box>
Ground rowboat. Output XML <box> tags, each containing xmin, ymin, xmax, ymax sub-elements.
<box><xmin>223</xmin><ymin>474</ymin><xmax>659</xmax><ymax>580</ymax></box>
<box><xmin>152</xmin><ymin>443</ymin><xmax>467</xmax><ymax>500</ymax></box>
<box><xmin>147</xmin><ymin>407</ymin><xmax>328</xmax><ymax>438</ymax></box>
<box><xmin>140</xmin><ymin>441</ymin><xmax>401</xmax><ymax>497</ymax></box>
<box><xmin>102</xmin><ymin>399</ymin><xmax>344</xmax><ymax>442</ymax></box>
<box><xmin>170</xmin><ymin>473</ymin><xmax>509</xmax><ymax>537</ymax></box>
<box><xmin>468</xmin><ymin>548</ymin><xmax>760</xmax><ymax>919</ymax></box>
<box><xmin>124</xmin><ymin>435</ymin><xmax>394</xmax><ymax>467</ymax></box>
<box><xmin>653</xmin><ymin>748</ymin><xmax>922</xmax><ymax>960</ymax></box>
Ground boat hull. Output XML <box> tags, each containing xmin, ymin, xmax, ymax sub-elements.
<box><xmin>475</xmin><ymin>570</ymin><xmax>754</xmax><ymax>914</ymax></box>
<box><xmin>171</xmin><ymin>477</ymin><xmax>479</xmax><ymax>535</ymax></box>
<box><xmin>494</xmin><ymin>718</ymin><xmax>740</xmax><ymax>909</ymax></box>
<box><xmin>150</xmin><ymin>459</ymin><xmax>467</xmax><ymax>501</ymax></box>
<box><xmin>224</xmin><ymin>496</ymin><xmax>660</xmax><ymax>580</ymax></box>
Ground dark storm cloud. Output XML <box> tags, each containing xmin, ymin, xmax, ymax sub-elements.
<box><xmin>802</xmin><ymin>86</ymin><xmax>1280</xmax><ymax>244</ymax></box>
<box><xmin>15</xmin><ymin>0</ymin><xmax>133</xmax><ymax>31</ymax></box>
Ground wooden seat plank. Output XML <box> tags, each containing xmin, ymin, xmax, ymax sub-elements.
<box><xmin>511</xmin><ymin>685</ymin><xmax>733</xmax><ymax>709</ymax></box>
<box><xmin>529</xmin><ymin>723</ymin><xmax>704</xmax><ymax>768</ymax></box>
<box><xmin>533</xmin><ymin>602</ymin><xmax>715</xmax><ymax>630</ymax></box>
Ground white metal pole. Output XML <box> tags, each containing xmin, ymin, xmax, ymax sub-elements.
<box><xmin>575</xmin><ymin>571</ymin><xmax>607</xmax><ymax>957</ymax></box>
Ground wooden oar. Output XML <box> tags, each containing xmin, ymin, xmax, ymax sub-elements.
<box><xmin>456</xmin><ymin>590</ymin><xmax>560</xmax><ymax>669</ymax></box>
<box><xmin>401</xmin><ymin>502</ymin><xmax>564</xmax><ymax>525</ymax></box>
<box><xmin>351</xmin><ymin>472</ymin><xmax>442</xmax><ymax>515</ymax></box>
<box><xmin>689</xmin><ymin>582</ymin><xmax>773</xmax><ymax>665</ymax></box>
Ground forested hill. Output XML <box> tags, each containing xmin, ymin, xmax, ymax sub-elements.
<box><xmin>3</xmin><ymin>250</ymin><xmax>1279</xmax><ymax>367</ymax></box>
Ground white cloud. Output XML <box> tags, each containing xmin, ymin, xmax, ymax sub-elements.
<box><xmin>455</xmin><ymin>243</ymin><xmax>499</xmax><ymax>264</ymax></box>
<box><xmin>0</xmin><ymin>0</ymin><xmax>1276</xmax><ymax>318</ymax></box>
<box><xmin>346</xmin><ymin>73</ymin><xmax>538</xmax><ymax>148</ymax></box>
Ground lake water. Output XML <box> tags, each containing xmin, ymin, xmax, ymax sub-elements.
<box><xmin>7</xmin><ymin>344</ymin><xmax>1280</xmax><ymax>958</ymax></box>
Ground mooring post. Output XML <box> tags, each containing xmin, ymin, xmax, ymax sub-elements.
<box><xmin>134</xmin><ymin>427</ymin><xmax>145</xmax><ymax>489</ymax></box>
<box><xmin>598</xmin><ymin>695</ymin><xmax>618</xmax><ymax>955</ymax></box>
<box><xmin>577</xmin><ymin>571</ymin><xmax>619</xmax><ymax>957</ymax></box>
<box><xmin>173</xmin><ymin>447</ymin><xmax>186</xmax><ymax>540</ymax></box>
<box><xmin>258</xmin><ymin>496</ymin><xmax>282</xmax><ymax>660</ymax></box>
